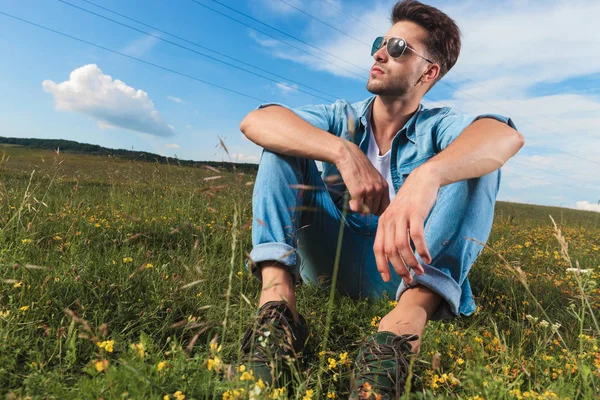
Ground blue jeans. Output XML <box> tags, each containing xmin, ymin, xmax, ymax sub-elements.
<box><xmin>248</xmin><ymin>150</ymin><xmax>501</xmax><ymax>320</ymax></box>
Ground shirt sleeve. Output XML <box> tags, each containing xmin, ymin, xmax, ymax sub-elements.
<box><xmin>434</xmin><ymin>108</ymin><xmax>517</xmax><ymax>152</ymax></box>
<box><xmin>257</xmin><ymin>102</ymin><xmax>337</xmax><ymax>133</ymax></box>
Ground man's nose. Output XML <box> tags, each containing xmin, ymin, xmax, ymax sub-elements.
<box><xmin>373</xmin><ymin>44</ymin><xmax>387</xmax><ymax>62</ymax></box>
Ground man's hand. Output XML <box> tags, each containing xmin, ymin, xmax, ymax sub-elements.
<box><xmin>335</xmin><ymin>142</ymin><xmax>390</xmax><ymax>215</ymax></box>
<box><xmin>373</xmin><ymin>164</ymin><xmax>440</xmax><ymax>285</ymax></box>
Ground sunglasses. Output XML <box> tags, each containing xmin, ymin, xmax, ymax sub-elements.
<box><xmin>371</xmin><ymin>36</ymin><xmax>434</xmax><ymax>64</ymax></box>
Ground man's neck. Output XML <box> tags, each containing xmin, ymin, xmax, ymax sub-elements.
<box><xmin>370</xmin><ymin>95</ymin><xmax>420</xmax><ymax>153</ymax></box>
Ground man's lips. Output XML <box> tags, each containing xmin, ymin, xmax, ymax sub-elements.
<box><xmin>371</xmin><ymin>66</ymin><xmax>384</xmax><ymax>75</ymax></box>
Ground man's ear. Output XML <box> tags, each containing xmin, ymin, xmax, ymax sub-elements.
<box><xmin>422</xmin><ymin>63</ymin><xmax>440</xmax><ymax>85</ymax></box>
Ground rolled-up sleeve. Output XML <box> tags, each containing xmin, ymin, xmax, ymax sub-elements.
<box><xmin>257</xmin><ymin>102</ymin><xmax>338</xmax><ymax>133</ymax></box>
<box><xmin>434</xmin><ymin>108</ymin><xmax>517</xmax><ymax>152</ymax></box>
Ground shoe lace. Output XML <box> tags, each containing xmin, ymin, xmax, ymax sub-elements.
<box><xmin>240</xmin><ymin>303</ymin><xmax>296</xmax><ymax>364</ymax></box>
<box><xmin>355</xmin><ymin>334</ymin><xmax>418</xmax><ymax>398</ymax></box>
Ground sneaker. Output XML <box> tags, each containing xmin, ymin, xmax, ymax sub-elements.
<box><xmin>352</xmin><ymin>331</ymin><xmax>418</xmax><ymax>399</ymax></box>
<box><xmin>240</xmin><ymin>301</ymin><xmax>309</xmax><ymax>387</ymax></box>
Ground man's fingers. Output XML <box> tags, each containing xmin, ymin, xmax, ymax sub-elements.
<box><xmin>349</xmin><ymin>197</ymin><xmax>363</xmax><ymax>213</ymax></box>
<box><xmin>395</xmin><ymin>222</ymin><xmax>420</xmax><ymax>275</ymax></box>
<box><xmin>373</xmin><ymin>225</ymin><xmax>390</xmax><ymax>282</ymax></box>
<box><xmin>409</xmin><ymin>218</ymin><xmax>430</xmax><ymax>272</ymax></box>
<box><xmin>377</xmin><ymin>193</ymin><xmax>391</xmax><ymax>216</ymax></box>
<box><xmin>384</xmin><ymin>223</ymin><xmax>412</xmax><ymax>285</ymax></box>
<box><xmin>370</xmin><ymin>194</ymin><xmax>381</xmax><ymax>216</ymax></box>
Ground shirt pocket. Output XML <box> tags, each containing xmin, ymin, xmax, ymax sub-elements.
<box><xmin>398</xmin><ymin>155</ymin><xmax>434</xmax><ymax>185</ymax></box>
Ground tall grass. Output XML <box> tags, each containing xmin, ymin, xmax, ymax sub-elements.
<box><xmin>0</xmin><ymin>147</ymin><xmax>599</xmax><ymax>399</ymax></box>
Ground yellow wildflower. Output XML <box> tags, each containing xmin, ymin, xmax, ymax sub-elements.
<box><xmin>256</xmin><ymin>379</ymin><xmax>265</xmax><ymax>389</ymax></box>
<box><xmin>456</xmin><ymin>358</ymin><xmax>464</xmax><ymax>365</ymax></box>
<box><xmin>173</xmin><ymin>391</ymin><xmax>185</xmax><ymax>400</ymax></box>
<box><xmin>339</xmin><ymin>351</ymin><xmax>349</xmax><ymax>366</ymax></box>
<box><xmin>328</xmin><ymin>357</ymin><xmax>337</xmax><ymax>369</ymax></box>
<box><xmin>327</xmin><ymin>391</ymin><xmax>337</xmax><ymax>398</ymax></box>
<box><xmin>94</xmin><ymin>359</ymin><xmax>109</xmax><ymax>372</ymax></box>
<box><xmin>0</xmin><ymin>310</ymin><xmax>10</xmax><ymax>318</ymax></box>
<box><xmin>13</xmin><ymin>281</ymin><xmax>23</xmax><ymax>288</ymax></box>
<box><xmin>240</xmin><ymin>370</ymin><xmax>254</xmax><ymax>381</ymax></box>
<box><xmin>270</xmin><ymin>387</ymin><xmax>286</xmax><ymax>399</ymax></box>
<box><xmin>145</xmin><ymin>263</ymin><xmax>154</xmax><ymax>269</ymax></box>
<box><xmin>19</xmin><ymin>305</ymin><xmax>30</xmax><ymax>312</ymax></box>
<box><xmin>164</xmin><ymin>396</ymin><xmax>170</xmax><ymax>400</ymax></box>
<box><xmin>210</xmin><ymin>342</ymin><xmax>222</xmax><ymax>353</ymax></box>
<box><xmin>123</xmin><ymin>257</ymin><xmax>133</xmax><ymax>263</ymax></box>
<box><xmin>97</xmin><ymin>340</ymin><xmax>114</xmax><ymax>353</ymax></box>
<box><xmin>302</xmin><ymin>389</ymin><xmax>314</xmax><ymax>400</ymax></box>
<box><xmin>157</xmin><ymin>361</ymin><xmax>166</xmax><ymax>372</ymax></box>
<box><xmin>207</xmin><ymin>356</ymin><xmax>222</xmax><ymax>371</ymax></box>
<box><xmin>371</xmin><ymin>316</ymin><xmax>382</xmax><ymax>327</ymax></box>
<box><xmin>21</xmin><ymin>239</ymin><xmax>32</xmax><ymax>244</ymax></box>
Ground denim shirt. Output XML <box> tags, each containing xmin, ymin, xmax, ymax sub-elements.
<box><xmin>259</xmin><ymin>96</ymin><xmax>516</xmax><ymax>205</ymax></box>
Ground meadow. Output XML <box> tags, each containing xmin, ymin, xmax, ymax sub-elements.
<box><xmin>0</xmin><ymin>145</ymin><xmax>599</xmax><ymax>399</ymax></box>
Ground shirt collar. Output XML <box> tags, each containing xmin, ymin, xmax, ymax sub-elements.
<box><xmin>359</xmin><ymin>96</ymin><xmax>423</xmax><ymax>144</ymax></box>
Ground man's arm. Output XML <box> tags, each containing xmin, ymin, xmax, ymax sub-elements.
<box><xmin>374</xmin><ymin>118</ymin><xmax>525</xmax><ymax>284</ymax></box>
<box><xmin>418</xmin><ymin>118</ymin><xmax>525</xmax><ymax>186</ymax></box>
<box><xmin>240</xmin><ymin>105</ymin><xmax>391</xmax><ymax>215</ymax></box>
<box><xmin>240</xmin><ymin>105</ymin><xmax>345</xmax><ymax>164</ymax></box>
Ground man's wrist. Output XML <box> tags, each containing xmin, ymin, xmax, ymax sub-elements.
<box><xmin>414</xmin><ymin>160</ymin><xmax>446</xmax><ymax>188</ymax></box>
<box><xmin>332</xmin><ymin>137</ymin><xmax>355</xmax><ymax>167</ymax></box>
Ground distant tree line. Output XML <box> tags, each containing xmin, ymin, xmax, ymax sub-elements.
<box><xmin>0</xmin><ymin>136</ymin><xmax>259</xmax><ymax>173</ymax></box>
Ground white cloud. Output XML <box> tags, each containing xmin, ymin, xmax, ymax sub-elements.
<box><xmin>231</xmin><ymin>152</ymin><xmax>260</xmax><ymax>163</ymax></box>
<box><xmin>166</xmin><ymin>143</ymin><xmax>181</xmax><ymax>149</ymax></box>
<box><xmin>275</xmin><ymin>82</ymin><xmax>299</xmax><ymax>95</ymax></box>
<box><xmin>185</xmin><ymin>124</ymin><xmax>192</xmax><ymax>129</ymax></box>
<box><xmin>43</xmin><ymin>64</ymin><xmax>175</xmax><ymax>137</ymax></box>
<box><xmin>168</xmin><ymin>96</ymin><xmax>184</xmax><ymax>104</ymax></box>
<box><xmin>575</xmin><ymin>201</ymin><xmax>600</xmax><ymax>213</ymax></box>
<box><xmin>123</xmin><ymin>34</ymin><xmax>159</xmax><ymax>57</ymax></box>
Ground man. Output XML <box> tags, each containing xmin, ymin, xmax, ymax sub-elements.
<box><xmin>238</xmin><ymin>0</ymin><xmax>524</xmax><ymax>398</ymax></box>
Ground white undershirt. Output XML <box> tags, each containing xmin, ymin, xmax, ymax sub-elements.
<box><xmin>366</xmin><ymin>126</ymin><xmax>396</xmax><ymax>202</ymax></box>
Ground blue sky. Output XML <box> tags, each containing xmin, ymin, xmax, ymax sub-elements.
<box><xmin>0</xmin><ymin>0</ymin><xmax>599</xmax><ymax>211</ymax></box>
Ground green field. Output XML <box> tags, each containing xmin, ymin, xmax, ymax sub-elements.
<box><xmin>1</xmin><ymin>146</ymin><xmax>599</xmax><ymax>399</ymax></box>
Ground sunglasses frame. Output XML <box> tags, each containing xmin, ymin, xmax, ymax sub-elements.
<box><xmin>371</xmin><ymin>36</ymin><xmax>434</xmax><ymax>64</ymax></box>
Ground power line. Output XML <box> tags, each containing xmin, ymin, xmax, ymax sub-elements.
<box><xmin>0</xmin><ymin>11</ymin><xmax>268</xmax><ymax>103</ymax></box>
<box><xmin>191</xmin><ymin>0</ymin><xmax>370</xmax><ymax>78</ymax></box>
<box><xmin>56</xmin><ymin>0</ymin><xmax>336</xmax><ymax>103</ymax></box>
<box><xmin>320</xmin><ymin>0</ymin><xmax>381</xmax><ymax>34</ymax></box>
<box><xmin>277</xmin><ymin>0</ymin><xmax>371</xmax><ymax>46</ymax></box>
<box><xmin>77</xmin><ymin>0</ymin><xmax>341</xmax><ymax>102</ymax></box>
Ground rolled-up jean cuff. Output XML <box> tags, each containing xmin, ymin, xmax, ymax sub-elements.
<box><xmin>395</xmin><ymin>264</ymin><xmax>462</xmax><ymax>321</ymax></box>
<box><xmin>246</xmin><ymin>243</ymin><xmax>301</xmax><ymax>284</ymax></box>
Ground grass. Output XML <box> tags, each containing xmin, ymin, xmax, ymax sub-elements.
<box><xmin>0</xmin><ymin>147</ymin><xmax>599</xmax><ymax>399</ymax></box>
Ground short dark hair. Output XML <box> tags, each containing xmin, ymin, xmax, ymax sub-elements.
<box><xmin>391</xmin><ymin>0</ymin><xmax>461</xmax><ymax>81</ymax></box>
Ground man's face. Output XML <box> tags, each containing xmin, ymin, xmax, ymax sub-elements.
<box><xmin>366</xmin><ymin>21</ymin><xmax>431</xmax><ymax>97</ymax></box>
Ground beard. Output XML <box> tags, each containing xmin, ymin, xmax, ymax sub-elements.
<box><xmin>366</xmin><ymin>69</ymin><xmax>417</xmax><ymax>97</ymax></box>
<box><xmin>366</xmin><ymin>76</ymin><xmax>412</xmax><ymax>96</ymax></box>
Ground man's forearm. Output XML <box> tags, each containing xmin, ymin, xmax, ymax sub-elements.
<box><xmin>418</xmin><ymin>118</ymin><xmax>525</xmax><ymax>187</ymax></box>
<box><xmin>240</xmin><ymin>106</ymin><xmax>345</xmax><ymax>165</ymax></box>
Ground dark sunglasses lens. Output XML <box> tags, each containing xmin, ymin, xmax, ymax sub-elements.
<box><xmin>388</xmin><ymin>37</ymin><xmax>406</xmax><ymax>58</ymax></box>
<box><xmin>371</xmin><ymin>37</ymin><xmax>384</xmax><ymax>56</ymax></box>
